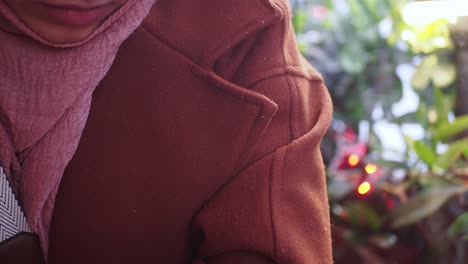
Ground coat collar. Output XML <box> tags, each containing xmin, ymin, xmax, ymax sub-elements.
<box><xmin>135</xmin><ymin>0</ymin><xmax>285</xmax><ymax>171</ymax></box>
<box><xmin>141</xmin><ymin>0</ymin><xmax>283</xmax><ymax>68</ymax></box>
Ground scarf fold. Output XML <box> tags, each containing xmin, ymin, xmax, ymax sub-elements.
<box><xmin>0</xmin><ymin>0</ymin><xmax>157</xmax><ymax>255</ymax></box>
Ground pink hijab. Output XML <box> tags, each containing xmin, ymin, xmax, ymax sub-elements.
<box><xmin>0</xmin><ymin>0</ymin><xmax>157</xmax><ymax>254</ymax></box>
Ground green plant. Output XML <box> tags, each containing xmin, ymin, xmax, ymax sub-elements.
<box><xmin>292</xmin><ymin>0</ymin><xmax>468</xmax><ymax>262</ymax></box>
<box><xmin>293</xmin><ymin>0</ymin><xmax>409</xmax><ymax>123</ymax></box>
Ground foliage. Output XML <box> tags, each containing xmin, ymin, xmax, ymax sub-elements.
<box><xmin>391</xmin><ymin>185</ymin><xmax>468</xmax><ymax>228</ymax></box>
<box><xmin>291</xmin><ymin>0</ymin><xmax>468</xmax><ymax>262</ymax></box>
<box><xmin>292</xmin><ymin>0</ymin><xmax>408</xmax><ymax>123</ymax></box>
<box><xmin>448</xmin><ymin>213</ymin><xmax>468</xmax><ymax>240</ymax></box>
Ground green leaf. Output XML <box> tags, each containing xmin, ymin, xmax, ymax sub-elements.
<box><xmin>345</xmin><ymin>201</ymin><xmax>384</xmax><ymax>231</ymax></box>
<box><xmin>448</xmin><ymin>213</ymin><xmax>468</xmax><ymax>239</ymax></box>
<box><xmin>404</xmin><ymin>136</ymin><xmax>437</xmax><ymax>166</ymax></box>
<box><xmin>411</xmin><ymin>55</ymin><xmax>437</xmax><ymax>90</ymax></box>
<box><xmin>413</xmin><ymin>141</ymin><xmax>436</xmax><ymax>166</ymax></box>
<box><xmin>433</xmin><ymin>138</ymin><xmax>468</xmax><ymax>171</ymax></box>
<box><xmin>403</xmin><ymin>135</ymin><xmax>416</xmax><ymax>151</ymax></box>
<box><xmin>339</xmin><ymin>44</ymin><xmax>367</xmax><ymax>74</ymax></box>
<box><xmin>462</xmin><ymin>147</ymin><xmax>468</xmax><ymax>159</ymax></box>
<box><xmin>434</xmin><ymin>115</ymin><xmax>468</xmax><ymax>141</ymax></box>
<box><xmin>407</xmin><ymin>19</ymin><xmax>452</xmax><ymax>53</ymax></box>
<box><xmin>292</xmin><ymin>10</ymin><xmax>307</xmax><ymax>33</ymax></box>
<box><xmin>391</xmin><ymin>185</ymin><xmax>468</xmax><ymax>228</ymax></box>
<box><xmin>298</xmin><ymin>42</ymin><xmax>307</xmax><ymax>54</ymax></box>
<box><xmin>347</xmin><ymin>0</ymin><xmax>370</xmax><ymax>29</ymax></box>
<box><xmin>434</xmin><ymin>88</ymin><xmax>449</xmax><ymax>126</ymax></box>
<box><xmin>432</xmin><ymin>64</ymin><xmax>457</xmax><ymax>88</ymax></box>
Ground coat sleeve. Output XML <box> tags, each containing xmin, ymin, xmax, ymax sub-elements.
<box><xmin>190</xmin><ymin>77</ymin><xmax>332</xmax><ymax>264</ymax></box>
<box><xmin>191</xmin><ymin>1</ymin><xmax>333</xmax><ymax>263</ymax></box>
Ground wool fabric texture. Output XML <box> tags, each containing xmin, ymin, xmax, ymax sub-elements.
<box><xmin>0</xmin><ymin>0</ymin><xmax>157</xmax><ymax>254</ymax></box>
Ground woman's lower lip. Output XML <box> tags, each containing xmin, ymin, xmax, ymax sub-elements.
<box><xmin>36</xmin><ymin>4</ymin><xmax>114</xmax><ymax>26</ymax></box>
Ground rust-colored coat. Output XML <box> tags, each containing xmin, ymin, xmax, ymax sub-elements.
<box><xmin>47</xmin><ymin>0</ymin><xmax>333</xmax><ymax>263</ymax></box>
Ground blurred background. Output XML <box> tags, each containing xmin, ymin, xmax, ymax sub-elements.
<box><xmin>288</xmin><ymin>0</ymin><xmax>468</xmax><ymax>263</ymax></box>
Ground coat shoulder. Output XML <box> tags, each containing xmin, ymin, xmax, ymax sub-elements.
<box><xmin>140</xmin><ymin>0</ymin><xmax>291</xmax><ymax>66</ymax></box>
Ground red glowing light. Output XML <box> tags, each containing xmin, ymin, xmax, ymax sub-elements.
<box><xmin>347</xmin><ymin>154</ymin><xmax>360</xmax><ymax>167</ymax></box>
<box><xmin>365</xmin><ymin>164</ymin><xmax>378</xmax><ymax>174</ymax></box>
<box><xmin>358</xmin><ymin>182</ymin><xmax>372</xmax><ymax>195</ymax></box>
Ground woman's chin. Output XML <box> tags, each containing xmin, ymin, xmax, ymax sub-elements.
<box><xmin>26</xmin><ymin>20</ymin><xmax>98</xmax><ymax>44</ymax></box>
<box><xmin>2</xmin><ymin>0</ymin><xmax>126</xmax><ymax>44</ymax></box>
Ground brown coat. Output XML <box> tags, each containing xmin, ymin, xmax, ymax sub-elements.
<box><xmin>47</xmin><ymin>0</ymin><xmax>333</xmax><ymax>263</ymax></box>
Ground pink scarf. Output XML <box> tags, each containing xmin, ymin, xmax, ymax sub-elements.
<box><xmin>0</xmin><ymin>0</ymin><xmax>156</xmax><ymax>254</ymax></box>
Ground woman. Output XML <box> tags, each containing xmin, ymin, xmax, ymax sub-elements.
<box><xmin>0</xmin><ymin>0</ymin><xmax>333</xmax><ymax>263</ymax></box>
